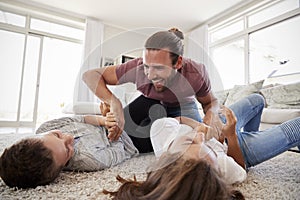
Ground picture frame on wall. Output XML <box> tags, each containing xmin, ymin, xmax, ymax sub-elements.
<box><xmin>121</xmin><ymin>55</ymin><xmax>135</xmax><ymax>63</ymax></box>
<box><xmin>101</xmin><ymin>57</ymin><xmax>114</xmax><ymax>67</ymax></box>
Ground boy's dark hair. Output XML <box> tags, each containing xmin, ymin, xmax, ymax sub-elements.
<box><xmin>0</xmin><ymin>138</ymin><xmax>63</xmax><ymax>188</ymax></box>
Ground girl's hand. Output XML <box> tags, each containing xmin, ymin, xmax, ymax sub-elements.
<box><xmin>219</xmin><ymin>106</ymin><xmax>237</xmax><ymax>138</ymax></box>
<box><xmin>194</xmin><ymin>123</ymin><xmax>209</xmax><ymax>135</ymax></box>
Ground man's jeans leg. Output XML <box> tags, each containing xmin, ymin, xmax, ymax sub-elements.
<box><xmin>167</xmin><ymin>101</ymin><xmax>202</xmax><ymax>122</ymax></box>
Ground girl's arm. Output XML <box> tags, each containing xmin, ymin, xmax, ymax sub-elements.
<box><xmin>220</xmin><ymin>106</ymin><xmax>246</xmax><ymax>169</ymax></box>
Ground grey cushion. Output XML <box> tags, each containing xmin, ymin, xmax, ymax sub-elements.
<box><xmin>260</xmin><ymin>82</ymin><xmax>300</xmax><ymax>109</ymax></box>
<box><xmin>224</xmin><ymin>80</ymin><xmax>264</xmax><ymax>106</ymax></box>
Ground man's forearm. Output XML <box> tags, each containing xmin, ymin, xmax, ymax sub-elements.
<box><xmin>202</xmin><ymin>99</ymin><xmax>219</xmax><ymax>125</ymax></box>
<box><xmin>82</xmin><ymin>69</ymin><xmax>113</xmax><ymax>104</ymax></box>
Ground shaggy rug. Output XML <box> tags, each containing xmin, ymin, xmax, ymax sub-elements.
<box><xmin>0</xmin><ymin>132</ymin><xmax>299</xmax><ymax>200</ymax></box>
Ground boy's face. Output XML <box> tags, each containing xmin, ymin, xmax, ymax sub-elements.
<box><xmin>40</xmin><ymin>130</ymin><xmax>75</xmax><ymax>167</ymax></box>
<box><xmin>143</xmin><ymin>49</ymin><xmax>179</xmax><ymax>92</ymax></box>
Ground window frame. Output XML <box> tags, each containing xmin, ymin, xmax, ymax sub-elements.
<box><xmin>208</xmin><ymin>0</ymin><xmax>300</xmax><ymax>85</ymax></box>
<box><xmin>0</xmin><ymin>2</ymin><xmax>85</xmax><ymax>127</ymax></box>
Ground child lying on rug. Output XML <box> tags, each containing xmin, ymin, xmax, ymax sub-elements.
<box><xmin>149</xmin><ymin>94</ymin><xmax>300</xmax><ymax>185</ymax></box>
<box><xmin>0</xmin><ymin>103</ymin><xmax>138</xmax><ymax>189</ymax></box>
<box><xmin>104</xmin><ymin>94</ymin><xmax>299</xmax><ymax>199</ymax></box>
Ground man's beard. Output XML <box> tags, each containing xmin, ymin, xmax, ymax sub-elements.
<box><xmin>152</xmin><ymin>69</ymin><xmax>177</xmax><ymax>92</ymax></box>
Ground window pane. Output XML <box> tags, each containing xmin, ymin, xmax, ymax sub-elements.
<box><xmin>37</xmin><ymin>37</ymin><xmax>82</xmax><ymax>123</ymax></box>
<box><xmin>0</xmin><ymin>30</ymin><xmax>25</xmax><ymax>121</ymax></box>
<box><xmin>249</xmin><ymin>15</ymin><xmax>300</xmax><ymax>83</ymax></box>
<box><xmin>0</xmin><ymin>10</ymin><xmax>26</xmax><ymax>27</ymax></box>
<box><xmin>210</xmin><ymin>20</ymin><xmax>244</xmax><ymax>42</ymax></box>
<box><xmin>19</xmin><ymin>36</ymin><xmax>40</xmax><ymax>121</ymax></box>
<box><xmin>248</xmin><ymin>0</ymin><xmax>299</xmax><ymax>27</ymax></box>
<box><xmin>211</xmin><ymin>40</ymin><xmax>245</xmax><ymax>89</ymax></box>
<box><xmin>30</xmin><ymin>18</ymin><xmax>84</xmax><ymax>40</ymax></box>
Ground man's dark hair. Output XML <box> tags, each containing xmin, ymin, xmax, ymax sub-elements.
<box><xmin>145</xmin><ymin>30</ymin><xmax>184</xmax><ymax>65</ymax></box>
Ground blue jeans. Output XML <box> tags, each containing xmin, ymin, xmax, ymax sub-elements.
<box><xmin>229</xmin><ymin>93</ymin><xmax>265</xmax><ymax>132</ymax></box>
<box><xmin>166</xmin><ymin>101</ymin><xmax>202</xmax><ymax>122</ymax></box>
<box><xmin>229</xmin><ymin>94</ymin><xmax>300</xmax><ymax>168</ymax></box>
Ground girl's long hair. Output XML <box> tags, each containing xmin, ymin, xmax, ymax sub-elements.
<box><xmin>103</xmin><ymin>153</ymin><xmax>244</xmax><ymax>200</ymax></box>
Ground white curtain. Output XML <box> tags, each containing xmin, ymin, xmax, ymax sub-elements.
<box><xmin>185</xmin><ymin>24</ymin><xmax>209</xmax><ymax>66</ymax></box>
<box><xmin>185</xmin><ymin>25</ymin><xmax>223</xmax><ymax>91</ymax></box>
<box><xmin>74</xmin><ymin>18</ymin><xmax>104</xmax><ymax>103</ymax></box>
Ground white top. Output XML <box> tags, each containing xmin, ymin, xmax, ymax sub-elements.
<box><xmin>150</xmin><ymin>117</ymin><xmax>247</xmax><ymax>185</ymax></box>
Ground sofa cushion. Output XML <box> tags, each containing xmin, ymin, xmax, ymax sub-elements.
<box><xmin>261</xmin><ymin>108</ymin><xmax>300</xmax><ymax>124</ymax></box>
<box><xmin>214</xmin><ymin>89</ymin><xmax>230</xmax><ymax>105</ymax></box>
<box><xmin>62</xmin><ymin>102</ymin><xmax>101</xmax><ymax>114</ymax></box>
<box><xmin>260</xmin><ymin>82</ymin><xmax>300</xmax><ymax>109</ymax></box>
<box><xmin>224</xmin><ymin>80</ymin><xmax>264</xmax><ymax>106</ymax></box>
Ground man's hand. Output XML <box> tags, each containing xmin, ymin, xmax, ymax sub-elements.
<box><xmin>107</xmin><ymin>96</ymin><xmax>124</xmax><ymax>141</ymax></box>
<box><xmin>105</xmin><ymin>112</ymin><xmax>121</xmax><ymax>140</ymax></box>
<box><xmin>203</xmin><ymin>111</ymin><xmax>225</xmax><ymax>143</ymax></box>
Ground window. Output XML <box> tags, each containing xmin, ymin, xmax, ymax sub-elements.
<box><xmin>210</xmin><ymin>20</ymin><xmax>244</xmax><ymax>43</ymax></box>
<box><xmin>30</xmin><ymin>18</ymin><xmax>84</xmax><ymax>40</ymax></box>
<box><xmin>0</xmin><ymin>30</ymin><xmax>25</xmax><ymax>121</ymax></box>
<box><xmin>211</xmin><ymin>39</ymin><xmax>245</xmax><ymax>89</ymax></box>
<box><xmin>0</xmin><ymin>10</ymin><xmax>26</xmax><ymax>27</ymax></box>
<box><xmin>0</xmin><ymin>5</ymin><xmax>84</xmax><ymax>127</ymax></box>
<box><xmin>37</xmin><ymin>37</ymin><xmax>82</xmax><ymax>123</ymax></box>
<box><xmin>19</xmin><ymin>35</ymin><xmax>40</xmax><ymax>122</ymax></box>
<box><xmin>249</xmin><ymin>15</ymin><xmax>300</xmax><ymax>82</ymax></box>
<box><xmin>248</xmin><ymin>0</ymin><xmax>299</xmax><ymax>27</ymax></box>
<box><xmin>209</xmin><ymin>0</ymin><xmax>300</xmax><ymax>87</ymax></box>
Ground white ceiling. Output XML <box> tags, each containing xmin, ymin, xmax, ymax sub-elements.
<box><xmin>24</xmin><ymin>0</ymin><xmax>249</xmax><ymax>32</ymax></box>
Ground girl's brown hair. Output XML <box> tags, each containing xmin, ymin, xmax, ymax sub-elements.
<box><xmin>103</xmin><ymin>153</ymin><xmax>244</xmax><ymax>200</ymax></box>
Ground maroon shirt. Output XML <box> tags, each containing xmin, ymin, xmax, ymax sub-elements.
<box><xmin>115</xmin><ymin>57</ymin><xmax>211</xmax><ymax>107</ymax></box>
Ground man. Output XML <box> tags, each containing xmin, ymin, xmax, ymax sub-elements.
<box><xmin>83</xmin><ymin>28</ymin><xmax>219</xmax><ymax>153</ymax></box>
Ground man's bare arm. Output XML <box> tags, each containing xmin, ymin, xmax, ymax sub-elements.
<box><xmin>196</xmin><ymin>91</ymin><xmax>219</xmax><ymax>124</ymax></box>
<box><xmin>82</xmin><ymin>66</ymin><xmax>124</xmax><ymax>141</ymax></box>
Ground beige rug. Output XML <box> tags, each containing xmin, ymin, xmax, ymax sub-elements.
<box><xmin>0</xmin><ymin>133</ymin><xmax>299</xmax><ymax>200</ymax></box>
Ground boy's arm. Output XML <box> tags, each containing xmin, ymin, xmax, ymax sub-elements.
<box><xmin>83</xmin><ymin>115</ymin><xmax>106</xmax><ymax>126</ymax></box>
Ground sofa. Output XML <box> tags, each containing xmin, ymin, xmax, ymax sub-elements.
<box><xmin>214</xmin><ymin>80</ymin><xmax>300</xmax><ymax>130</ymax></box>
<box><xmin>63</xmin><ymin>81</ymin><xmax>300</xmax><ymax>131</ymax></box>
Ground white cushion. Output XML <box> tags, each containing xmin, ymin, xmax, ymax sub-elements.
<box><xmin>261</xmin><ymin>108</ymin><xmax>300</xmax><ymax>124</ymax></box>
<box><xmin>62</xmin><ymin>102</ymin><xmax>101</xmax><ymax>114</ymax></box>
